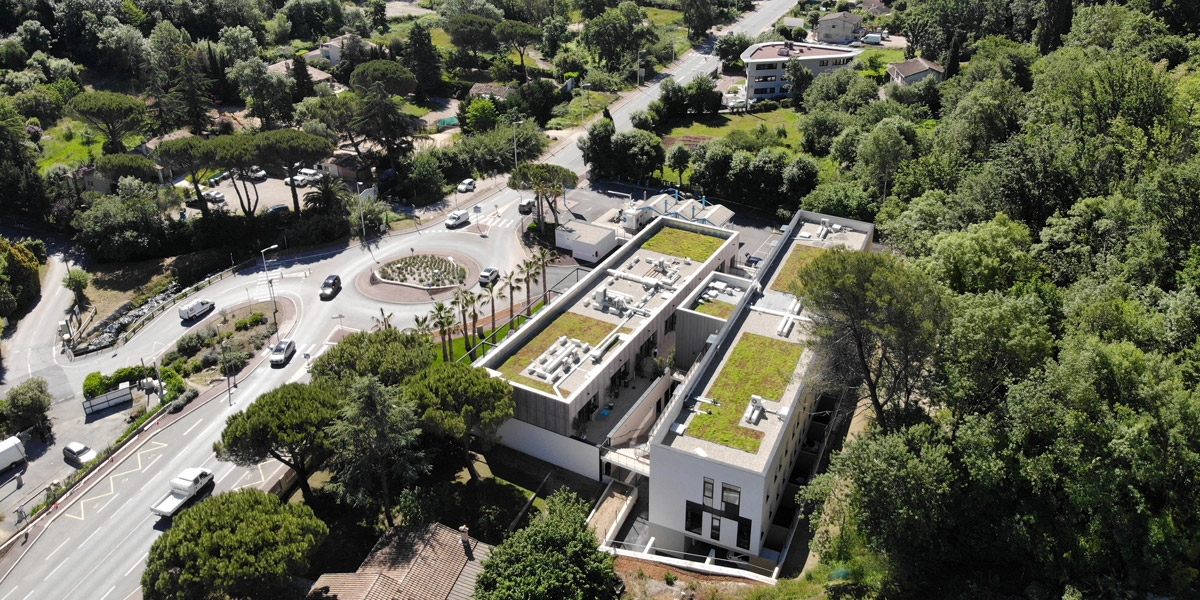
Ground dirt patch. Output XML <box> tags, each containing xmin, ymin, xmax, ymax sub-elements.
<box><xmin>615</xmin><ymin>556</ymin><xmax>764</xmax><ymax>599</ymax></box>
<box><xmin>662</xmin><ymin>135</ymin><xmax>713</xmax><ymax>150</ymax></box>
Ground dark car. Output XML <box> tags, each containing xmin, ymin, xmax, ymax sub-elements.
<box><xmin>320</xmin><ymin>275</ymin><xmax>342</xmax><ymax>299</ymax></box>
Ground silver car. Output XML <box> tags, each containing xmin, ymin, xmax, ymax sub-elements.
<box><xmin>269</xmin><ymin>339</ymin><xmax>297</xmax><ymax>366</ymax></box>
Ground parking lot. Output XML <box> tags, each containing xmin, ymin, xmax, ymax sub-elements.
<box><xmin>179</xmin><ymin>174</ymin><xmax>308</xmax><ymax>219</ymax></box>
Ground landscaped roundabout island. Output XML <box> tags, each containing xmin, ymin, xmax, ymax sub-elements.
<box><xmin>360</xmin><ymin>251</ymin><xmax>483</xmax><ymax>303</ymax></box>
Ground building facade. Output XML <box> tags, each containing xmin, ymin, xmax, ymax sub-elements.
<box><xmin>739</xmin><ymin>42</ymin><xmax>863</xmax><ymax>101</ymax></box>
<box><xmin>816</xmin><ymin>11</ymin><xmax>864</xmax><ymax>44</ymax></box>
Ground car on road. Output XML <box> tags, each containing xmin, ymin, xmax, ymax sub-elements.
<box><xmin>320</xmin><ymin>274</ymin><xmax>342</xmax><ymax>299</ymax></box>
<box><xmin>240</xmin><ymin>166</ymin><xmax>267</xmax><ymax>180</ymax></box>
<box><xmin>63</xmin><ymin>442</ymin><xmax>97</xmax><ymax>466</ymax></box>
<box><xmin>478</xmin><ymin>268</ymin><xmax>500</xmax><ymax>287</ymax></box>
<box><xmin>446</xmin><ymin>209</ymin><xmax>469</xmax><ymax>228</ymax></box>
<box><xmin>457</xmin><ymin>178</ymin><xmax>476</xmax><ymax>193</ymax></box>
<box><xmin>202</xmin><ymin>190</ymin><xmax>225</xmax><ymax>204</ymax></box>
<box><xmin>270</xmin><ymin>339</ymin><xmax>297</xmax><ymax>366</ymax></box>
<box><xmin>518</xmin><ymin>198</ymin><xmax>535</xmax><ymax>215</ymax></box>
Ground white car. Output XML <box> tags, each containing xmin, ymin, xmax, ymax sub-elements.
<box><xmin>284</xmin><ymin>176</ymin><xmax>309</xmax><ymax>187</ymax></box>
<box><xmin>457</xmin><ymin>178</ymin><xmax>476</xmax><ymax>193</ymax></box>
<box><xmin>241</xmin><ymin>166</ymin><xmax>267</xmax><ymax>180</ymax></box>
<box><xmin>63</xmin><ymin>442</ymin><xmax>97</xmax><ymax>466</ymax></box>
<box><xmin>270</xmin><ymin>339</ymin><xmax>297</xmax><ymax>366</ymax></box>
<box><xmin>202</xmin><ymin>190</ymin><xmax>225</xmax><ymax>204</ymax></box>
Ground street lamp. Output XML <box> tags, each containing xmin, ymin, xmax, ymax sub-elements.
<box><xmin>332</xmin><ymin>313</ymin><xmax>345</xmax><ymax>331</ymax></box>
<box><xmin>267</xmin><ymin>278</ymin><xmax>278</xmax><ymax>342</ymax></box>
<box><xmin>512</xmin><ymin>120</ymin><xmax>524</xmax><ymax>171</ymax></box>
<box><xmin>260</xmin><ymin>244</ymin><xmax>278</xmax><ymax>275</ymax></box>
<box><xmin>221</xmin><ymin>339</ymin><xmax>233</xmax><ymax>405</ymax></box>
<box><xmin>354</xmin><ymin>180</ymin><xmax>367</xmax><ymax>242</ymax></box>
<box><xmin>578</xmin><ymin>83</ymin><xmax>592</xmax><ymax>127</ymax></box>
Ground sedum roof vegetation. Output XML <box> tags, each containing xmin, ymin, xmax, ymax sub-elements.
<box><xmin>640</xmin><ymin>227</ymin><xmax>726</xmax><ymax>263</ymax></box>
<box><xmin>497</xmin><ymin>312</ymin><xmax>615</xmax><ymax>394</ymax></box>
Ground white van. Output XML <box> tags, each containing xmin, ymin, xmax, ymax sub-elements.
<box><xmin>862</xmin><ymin>33</ymin><xmax>882</xmax><ymax>44</ymax></box>
<box><xmin>446</xmin><ymin>210</ymin><xmax>469</xmax><ymax>228</ymax></box>
<box><xmin>298</xmin><ymin>168</ymin><xmax>321</xmax><ymax>182</ymax></box>
<box><xmin>0</xmin><ymin>436</ymin><xmax>26</xmax><ymax>471</ymax></box>
<box><xmin>179</xmin><ymin>298</ymin><xmax>215</xmax><ymax>321</ymax></box>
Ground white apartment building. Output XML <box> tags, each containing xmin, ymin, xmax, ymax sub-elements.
<box><xmin>478</xmin><ymin>208</ymin><xmax>873</xmax><ymax>578</ymax></box>
<box><xmin>739</xmin><ymin>41</ymin><xmax>863</xmax><ymax>101</ymax></box>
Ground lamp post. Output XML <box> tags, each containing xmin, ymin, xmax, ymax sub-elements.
<box><xmin>267</xmin><ymin>278</ymin><xmax>278</xmax><ymax>343</ymax></box>
<box><xmin>221</xmin><ymin>339</ymin><xmax>233</xmax><ymax>405</ymax></box>
<box><xmin>578</xmin><ymin>83</ymin><xmax>592</xmax><ymax>127</ymax></box>
<box><xmin>355</xmin><ymin>180</ymin><xmax>367</xmax><ymax>242</ymax></box>
<box><xmin>512</xmin><ymin>120</ymin><xmax>524</xmax><ymax>171</ymax></box>
<box><xmin>260</xmin><ymin>244</ymin><xmax>278</xmax><ymax>275</ymax></box>
<box><xmin>332</xmin><ymin>313</ymin><xmax>345</xmax><ymax>332</ymax></box>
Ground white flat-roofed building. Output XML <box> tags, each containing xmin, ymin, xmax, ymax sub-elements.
<box><xmin>739</xmin><ymin>42</ymin><xmax>863</xmax><ymax>101</ymax></box>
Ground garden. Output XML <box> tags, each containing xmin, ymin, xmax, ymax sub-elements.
<box><xmin>159</xmin><ymin>302</ymin><xmax>278</xmax><ymax>386</ymax></box>
<box><xmin>378</xmin><ymin>254</ymin><xmax>467</xmax><ymax>288</ymax></box>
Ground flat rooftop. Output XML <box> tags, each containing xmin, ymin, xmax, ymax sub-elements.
<box><xmin>494</xmin><ymin>225</ymin><xmax>730</xmax><ymax>399</ymax></box>
<box><xmin>745</xmin><ymin>42</ymin><xmax>860</xmax><ymax>62</ymax></box>
<box><xmin>658</xmin><ymin>212</ymin><xmax>873</xmax><ymax>472</ymax></box>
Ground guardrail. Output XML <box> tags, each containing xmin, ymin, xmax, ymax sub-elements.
<box><xmin>118</xmin><ymin>258</ymin><xmax>259</xmax><ymax>346</ymax></box>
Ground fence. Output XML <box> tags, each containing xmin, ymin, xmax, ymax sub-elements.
<box><xmin>117</xmin><ymin>257</ymin><xmax>259</xmax><ymax>346</ymax></box>
<box><xmin>82</xmin><ymin>385</ymin><xmax>134</xmax><ymax>416</ymax></box>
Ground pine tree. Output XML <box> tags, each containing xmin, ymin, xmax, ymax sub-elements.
<box><xmin>403</xmin><ymin>23</ymin><xmax>442</xmax><ymax>98</ymax></box>
<box><xmin>291</xmin><ymin>53</ymin><xmax>315</xmax><ymax>101</ymax></box>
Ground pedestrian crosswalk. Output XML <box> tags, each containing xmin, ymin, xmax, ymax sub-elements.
<box><xmin>477</xmin><ymin>215</ymin><xmax>519</xmax><ymax>229</ymax></box>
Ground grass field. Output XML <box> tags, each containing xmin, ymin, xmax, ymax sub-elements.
<box><xmin>856</xmin><ymin>47</ymin><xmax>907</xmax><ymax>77</ymax></box>
<box><xmin>666</xmin><ymin>108</ymin><xmax>803</xmax><ymax>140</ymax></box>
<box><xmin>693</xmin><ymin>299</ymin><xmax>735</xmax><ymax>319</ymax></box>
<box><xmin>687</xmin><ymin>333</ymin><xmax>805</xmax><ymax>453</ymax></box>
<box><xmin>644</xmin><ymin>7</ymin><xmax>683</xmax><ymax>25</ymax></box>
<box><xmin>641</xmin><ymin>227</ymin><xmax>726</xmax><ymax>262</ymax></box>
<box><xmin>497</xmin><ymin>311</ymin><xmax>614</xmax><ymax>394</ymax></box>
<box><xmin>430</xmin><ymin>27</ymin><xmax>454</xmax><ymax>49</ymax></box>
<box><xmin>38</xmin><ymin>119</ymin><xmax>99</xmax><ymax>170</ymax></box>
<box><xmin>771</xmin><ymin>245</ymin><xmax>824</xmax><ymax>293</ymax></box>
<box><xmin>546</xmin><ymin>90</ymin><xmax>620</xmax><ymax>130</ymax></box>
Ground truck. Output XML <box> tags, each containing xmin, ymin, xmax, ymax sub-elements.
<box><xmin>150</xmin><ymin>467</ymin><xmax>213</xmax><ymax>517</ymax></box>
<box><xmin>0</xmin><ymin>436</ymin><xmax>26</xmax><ymax>472</ymax></box>
<box><xmin>178</xmin><ymin>298</ymin><xmax>215</xmax><ymax>321</ymax></box>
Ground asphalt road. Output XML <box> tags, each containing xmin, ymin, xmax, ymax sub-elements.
<box><xmin>0</xmin><ymin>0</ymin><xmax>798</xmax><ymax>594</ymax></box>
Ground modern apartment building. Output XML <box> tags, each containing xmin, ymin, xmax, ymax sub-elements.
<box><xmin>478</xmin><ymin>207</ymin><xmax>873</xmax><ymax>577</ymax></box>
<box><xmin>739</xmin><ymin>42</ymin><xmax>863</xmax><ymax>101</ymax></box>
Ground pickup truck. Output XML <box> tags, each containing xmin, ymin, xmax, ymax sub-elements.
<box><xmin>150</xmin><ymin>467</ymin><xmax>213</xmax><ymax>517</ymax></box>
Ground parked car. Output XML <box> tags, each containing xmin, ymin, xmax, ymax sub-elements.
<box><xmin>457</xmin><ymin>178</ymin><xmax>476</xmax><ymax>193</ymax></box>
<box><xmin>283</xmin><ymin>176</ymin><xmax>309</xmax><ymax>187</ymax></box>
<box><xmin>241</xmin><ymin>166</ymin><xmax>267</xmax><ymax>180</ymax></box>
<box><xmin>446</xmin><ymin>210</ymin><xmax>470</xmax><ymax>228</ymax></box>
<box><xmin>267</xmin><ymin>205</ymin><xmax>290</xmax><ymax>214</ymax></box>
<box><xmin>298</xmin><ymin>168</ymin><xmax>320</xmax><ymax>181</ymax></box>
<box><xmin>478</xmin><ymin>268</ymin><xmax>500</xmax><ymax>287</ymax></box>
<box><xmin>270</xmin><ymin>339</ymin><xmax>297</xmax><ymax>366</ymax></box>
<box><xmin>0</xmin><ymin>437</ymin><xmax>26</xmax><ymax>472</ymax></box>
<box><xmin>64</xmin><ymin>442</ymin><xmax>98</xmax><ymax>466</ymax></box>
<box><xmin>202</xmin><ymin>190</ymin><xmax>225</xmax><ymax>204</ymax></box>
<box><xmin>320</xmin><ymin>274</ymin><xmax>342</xmax><ymax>299</ymax></box>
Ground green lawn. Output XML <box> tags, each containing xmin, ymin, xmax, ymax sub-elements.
<box><xmin>497</xmin><ymin>311</ymin><xmax>615</xmax><ymax>394</ymax></box>
<box><xmin>645</xmin><ymin>7</ymin><xmax>683</xmax><ymax>25</ymax></box>
<box><xmin>856</xmin><ymin>47</ymin><xmax>907</xmax><ymax>76</ymax></box>
<box><xmin>688</xmin><ymin>333</ymin><xmax>805</xmax><ymax>453</ymax></box>
<box><xmin>38</xmin><ymin>119</ymin><xmax>99</xmax><ymax>170</ymax></box>
<box><xmin>401</xmin><ymin>102</ymin><xmax>432</xmax><ymax>118</ymax></box>
<box><xmin>546</xmin><ymin>90</ymin><xmax>620</xmax><ymax>130</ymax></box>
<box><xmin>667</xmin><ymin>108</ymin><xmax>802</xmax><ymax>139</ymax></box>
<box><xmin>771</xmin><ymin>245</ymin><xmax>824</xmax><ymax>293</ymax></box>
<box><xmin>641</xmin><ymin>227</ymin><xmax>726</xmax><ymax>262</ymax></box>
<box><xmin>694</xmin><ymin>299</ymin><xmax>735</xmax><ymax>319</ymax></box>
<box><xmin>430</xmin><ymin>27</ymin><xmax>454</xmax><ymax>49</ymax></box>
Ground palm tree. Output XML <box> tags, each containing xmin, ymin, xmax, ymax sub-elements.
<box><xmin>467</xmin><ymin>293</ymin><xmax>482</xmax><ymax>360</ymax></box>
<box><xmin>452</xmin><ymin>289</ymin><xmax>478</xmax><ymax>359</ymax></box>
<box><xmin>532</xmin><ymin>247</ymin><xmax>555</xmax><ymax>306</ymax></box>
<box><xmin>371</xmin><ymin>307</ymin><xmax>395</xmax><ymax>331</ymax></box>
<box><xmin>486</xmin><ymin>281</ymin><xmax>507</xmax><ymax>337</ymax></box>
<box><xmin>518</xmin><ymin>259</ymin><xmax>539</xmax><ymax>320</ymax></box>
<box><xmin>430</xmin><ymin>302</ymin><xmax>456</xmax><ymax>362</ymax></box>
<box><xmin>412</xmin><ymin>314</ymin><xmax>432</xmax><ymax>339</ymax></box>
<box><xmin>500</xmin><ymin>271</ymin><xmax>522</xmax><ymax>331</ymax></box>
<box><xmin>303</xmin><ymin>174</ymin><xmax>352</xmax><ymax>216</ymax></box>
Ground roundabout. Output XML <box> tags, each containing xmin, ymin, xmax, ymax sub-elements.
<box><xmin>355</xmin><ymin>249</ymin><xmax>483</xmax><ymax>304</ymax></box>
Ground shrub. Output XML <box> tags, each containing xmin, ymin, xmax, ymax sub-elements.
<box><xmin>200</xmin><ymin>349</ymin><xmax>221</xmax><ymax>368</ymax></box>
<box><xmin>179</xmin><ymin>387</ymin><xmax>199</xmax><ymax>404</ymax></box>
<box><xmin>168</xmin><ymin>399</ymin><xmax>186</xmax><ymax>413</ymax></box>
<box><xmin>83</xmin><ymin>371</ymin><xmax>106</xmax><ymax>399</ymax></box>
<box><xmin>235</xmin><ymin>312</ymin><xmax>266</xmax><ymax>331</ymax></box>
<box><xmin>176</xmin><ymin>331</ymin><xmax>208</xmax><ymax>356</ymax></box>
<box><xmin>664</xmin><ymin>572</ymin><xmax>677</xmax><ymax>586</ymax></box>
<box><xmin>219</xmin><ymin>348</ymin><xmax>251</xmax><ymax>375</ymax></box>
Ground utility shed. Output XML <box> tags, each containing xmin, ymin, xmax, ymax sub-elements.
<box><xmin>556</xmin><ymin>220</ymin><xmax>619</xmax><ymax>263</ymax></box>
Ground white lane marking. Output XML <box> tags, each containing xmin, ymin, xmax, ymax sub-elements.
<box><xmin>182</xmin><ymin>419</ymin><xmax>202</xmax><ymax>437</ymax></box>
<box><xmin>96</xmin><ymin>492</ymin><xmax>121</xmax><ymax>514</ymax></box>
<box><xmin>0</xmin><ymin>587</ymin><xmax>15</xmax><ymax>600</ymax></box>
<box><xmin>214</xmin><ymin>466</ymin><xmax>236</xmax><ymax>485</ymax></box>
<box><xmin>142</xmin><ymin>453</ymin><xmax>162</xmax><ymax>473</ymax></box>
<box><xmin>42</xmin><ymin>562</ymin><xmax>64</xmax><ymax>582</ymax></box>
<box><xmin>97</xmin><ymin>586</ymin><xmax>116</xmax><ymax>600</ymax></box>
<box><xmin>79</xmin><ymin>526</ymin><xmax>104</xmax><ymax>549</ymax></box>
<box><xmin>123</xmin><ymin>553</ymin><xmax>148</xmax><ymax>577</ymax></box>
<box><xmin>60</xmin><ymin>514</ymin><xmax>153</xmax><ymax>599</ymax></box>
<box><xmin>44</xmin><ymin>538</ymin><xmax>71</xmax><ymax>561</ymax></box>
<box><xmin>19</xmin><ymin>590</ymin><xmax>34</xmax><ymax>600</ymax></box>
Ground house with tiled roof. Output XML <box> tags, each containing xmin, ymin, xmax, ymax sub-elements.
<box><xmin>817</xmin><ymin>11</ymin><xmax>863</xmax><ymax>44</ymax></box>
<box><xmin>887</xmin><ymin>57</ymin><xmax>944</xmax><ymax>86</ymax></box>
<box><xmin>306</xmin><ymin>523</ymin><xmax>491</xmax><ymax>600</ymax></box>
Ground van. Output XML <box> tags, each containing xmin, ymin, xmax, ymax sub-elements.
<box><xmin>179</xmin><ymin>298</ymin><xmax>215</xmax><ymax>321</ymax></box>
<box><xmin>446</xmin><ymin>210</ymin><xmax>469</xmax><ymax>228</ymax></box>
<box><xmin>862</xmin><ymin>33</ymin><xmax>882</xmax><ymax>44</ymax></box>
<box><xmin>0</xmin><ymin>436</ymin><xmax>26</xmax><ymax>471</ymax></box>
<box><xmin>298</xmin><ymin>168</ymin><xmax>320</xmax><ymax>181</ymax></box>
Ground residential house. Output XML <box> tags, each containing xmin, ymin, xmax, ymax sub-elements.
<box><xmin>738</xmin><ymin>41</ymin><xmax>863</xmax><ymax>101</ymax></box>
<box><xmin>136</xmin><ymin>130</ymin><xmax>193</xmax><ymax>183</ymax></box>
<box><xmin>861</xmin><ymin>0</ymin><xmax>890</xmax><ymax>16</ymax></box>
<box><xmin>816</xmin><ymin>11</ymin><xmax>863</xmax><ymax>44</ymax></box>
<box><xmin>267</xmin><ymin>59</ymin><xmax>334</xmax><ymax>86</ymax></box>
<box><xmin>476</xmin><ymin>208</ymin><xmax>874</xmax><ymax>578</ymax></box>
<box><xmin>468</xmin><ymin>83</ymin><xmax>517</xmax><ymax>101</ymax></box>
<box><xmin>303</xmin><ymin>34</ymin><xmax>379</xmax><ymax>67</ymax></box>
<box><xmin>887</xmin><ymin>56</ymin><xmax>944</xmax><ymax>86</ymax></box>
<box><xmin>306</xmin><ymin>523</ymin><xmax>491</xmax><ymax>600</ymax></box>
<box><xmin>317</xmin><ymin>151</ymin><xmax>372</xmax><ymax>183</ymax></box>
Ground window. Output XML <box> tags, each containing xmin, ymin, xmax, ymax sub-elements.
<box><xmin>756</xmin><ymin>63</ymin><xmax>777</xmax><ymax>70</ymax></box>
<box><xmin>722</xmin><ymin>484</ymin><xmax>741</xmax><ymax>513</ymax></box>
<box><xmin>703</xmin><ymin>478</ymin><xmax>714</xmax><ymax>507</ymax></box>
<box><xmin>710</xmin><ymin>515</ymin><xmax>721</xmax><ymax>540</ymax></box>
<box><xmin>819</xmin><ymin>60</ymin><xmax>829</xmax><ymax>67</ymax></box>
<box><xmin>736</xmin><ymin>521</ymin><xmax>750</xmax><ymax>549</ymax></box>
<box><xmin>833</xmin><ymin>58</ymin><xmax>849</xmax><ymax>65</ymax></box>
<box><xmin>686</xmin><ymin>505</ymin><xmax>703</xmax><ymax>534</ymax></box>
<box><xmin>754</xmin><ymin>87</ymin><xmax>776</xmax><ymax>95</ymax></box>
<box><xmin>666</xmin><ymin>312</ymin><xmax>677</xmax><ymax>332</ymax></box>
<box><xmin>753</xmin><ymin>75</ymin><xmax>777</xmax><ymax>83</ymax></box>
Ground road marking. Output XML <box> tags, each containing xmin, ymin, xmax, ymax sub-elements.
<box><xmin>61</xmin><ymin>514</ymin><xmax>153</xmax><ymax>599</ymax></box>
<box><xmin>142</xmin><ymin>453</ymin><xmax>162</xmax><ymax>473</ymax></box>
<box><xmin>182</xmin><ymin>419</ymin><xmax>202</xmax><ymax>437</ymax></box>
<box><xmin>79</xmin><ymin>526</ymin><xmax>104</xmax><ymax>549</ymax></box>
<box><xmin>95</xmin><ymin>492</ymin><xmax>121</xmax><ymax>513</ymax></box>
<box><xmin>0</xmin><ymin>585</ymin><xmax>17</xmax><ymax>600</ymax></box>
<box><xmin>215</xmin><ymin>465</ymin><xmax>236</xmax><ymax>485</ymax></box>
<box><xmin>97</xmin><ymin>586</ymin><xmax>116</xmax><ymax>600</ymax></box>
<box><xmin>123</xmin><ymin>553</ymin><xmax>148</xmax><ymax>577</ymax></box>
<box><xmin>44</xmin><ymin>538</ymin><xmax>71</xmax><ymax>561</ymax></box>
<box><xmin>19</xmin><ymin>590</ymin><xmax>34</xmax><ymax>600</ymax></box>
<box><xmin>42</xmin><ymin>562</ymin><xmax>64</xmax><ymax>582</ymax></box>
